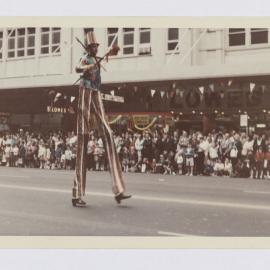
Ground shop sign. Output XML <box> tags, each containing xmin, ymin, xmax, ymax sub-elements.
<box><xmin>240</xmin><ymin>114</ymin><xmax>248</xmax><ymax>127</ymax></box>
<box><xmin>47</xmin><ymin>106</ymin><xmax>67</xmax><ymax>113</ymax></box>
<box><xmin>133</xmin><ymin>115</ymin><xmax>149</xmax><ymax>126</ymax></box>
<box><xmin>171</xmin><ymin>88</ymin><xmax>265</xmax><ymax>110</ymax></box>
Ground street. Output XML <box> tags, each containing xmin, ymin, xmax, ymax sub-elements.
<box><xmin>1</xmin><ymin>167</ymin><xmax>270</xmax><ymax>236</ymax></box>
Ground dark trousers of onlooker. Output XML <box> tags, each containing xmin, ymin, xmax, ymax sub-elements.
<box><xmin>230</xmin><ymin>157</ymin><xmax>238</xmax><ymax>174</ymax></box>
<box><xmin>26</xmin><ymin>156</ymin><xmax>34</xmax><ymax>168</ymax></box>
<box><xmin>87</xmin><ymin>153</ymin><xmax>94</xmax><ymax>170</ymax></box>
<box><xmin>18</xmin><ymin>155</ymin><xmax>25</xmax><ymax>167</ymax></box>
<box><xmin>71</xmin><ymin>158</ymin><xmax>76</xmax><ymax>170</ymax></box>
<box><xmin>13</xmin><ymin>155</ymin><xmax>19</xmax><ymax>167</ymax></box>
<box><xmin>264</xmin><ymin>161</ymin><xmax>270</xmax><ymax>178</ymax></box>
<box><xmin>10</xmin><ymin>154</ymin><xmax>15</xmax><ymax>167</ymax></box>
<box><xmin>197</xmin><ymin>152</ymin><xmax>205</xmax><ymax>175</ymax></box>
<box><xmin>255</xmin><ymin>161</ymin><xmax>264</xmax><ymax>179</ymax></box>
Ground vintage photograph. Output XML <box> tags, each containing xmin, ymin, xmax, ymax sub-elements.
<box><xmin>0</xmin><ymin>26</ymin><xmax>270</xmax><ymax>236</ymax></box>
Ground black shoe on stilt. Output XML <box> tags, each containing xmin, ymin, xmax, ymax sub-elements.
<box><xmin>72</xmin><ymin>198</ymin><xmax>87</xmax><ymax>207</ymax></box>
<box><xmin>115</xmin><ymin>193</ymin><xmax>132</xmax><ymax>204</ymax></box>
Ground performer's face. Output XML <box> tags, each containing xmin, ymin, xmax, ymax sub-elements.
<box><xmin>89</xmin><ymin>44</ymin><xmax>98</xmax><ymax>56</ymax></box>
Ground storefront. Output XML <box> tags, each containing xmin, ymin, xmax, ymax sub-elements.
<box><xmin>103</xmin><ymin>75</ymin><xmax>270</xmax><ymax>134</ymax></box>
<box><xmin>0</xmin><ymin>75</ymin><xmax>270</xmax><ymax>134</ymax></box>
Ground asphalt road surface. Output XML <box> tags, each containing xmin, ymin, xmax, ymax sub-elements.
<box><xmin>1</xmin><ymin>167</ymin><xmax>270</xmax><ymax>236</ymax></box>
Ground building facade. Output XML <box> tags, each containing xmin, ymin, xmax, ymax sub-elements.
<box><xmin>0</xmin><ymin>27</ymin><xmax>270</xmax><ymax>133</ymax></box>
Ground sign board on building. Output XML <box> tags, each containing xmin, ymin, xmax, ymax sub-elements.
<box><xmin>171</xmin><ymin>87</ymin><xmax>266</xmax><ymax>112</ymax></box>
<box><xmin>47</xmin><ymin>106</ymin><xmax>67</xmax><ymax>113</ymax></box>
<box><xmin>101</xmin><ymin>93</ymin><xmax>124</xmax><ymax>103</ymax></box>
<box><xmin>133</xmin><ymin>115</ymin><xmax>149</xmax><ymax>126</ymax></box>
<box><xmin>256</xmin><ymin>123</ymin><xmax>266</xmax><ymax>128</ymax></box>
<box><xmin>240</xmin><ymin>114</ymin><xmax>248</xmax><ymax>127</ymax></box>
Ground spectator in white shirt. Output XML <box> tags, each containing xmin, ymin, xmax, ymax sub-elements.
<box><xmin>209</xmin><ymin>142</ymin><xmax>219</xmax><ymax>165</ymax></box>
<box><xmin>135</xmin><ymin>134</ymin><xmax>144</xmax><ymax>162</ymax></box>
<box><xmin>241</xmin><ymin>135</ymin><xmax>254</xmax><ymax>159</ymax></box>
<box><xmin>64</xmin><ymin>147</ymin><xmax>73</xmax><ymax>170</ymax></box>
<box><xmin>12</xmin><ymin>144</ymin><xmax>19</xmax><ymax>167</ymax></box>
<box><xmin>4</xmin><ymin>144</ymin><xmax>11</xmax><ymax>167</ymax></box>
<box><xmin>38</xmin><ymin>142</ymin><xmax>47</xmax><ymax>169</ymax></box>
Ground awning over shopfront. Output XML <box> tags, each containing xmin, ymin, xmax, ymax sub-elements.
<box><xmin>0</xmin><ymin>75</ymin><xmax>269</xmax><ymax>116</ymax></box>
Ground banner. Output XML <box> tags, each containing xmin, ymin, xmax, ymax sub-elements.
<box><xmin>240</xmin><ymin>114</ymin><xmax>248</xmax><ymax>127</ymax></box>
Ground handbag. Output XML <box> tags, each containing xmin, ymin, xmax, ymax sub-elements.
<box><xmin>230</xmin><ymin>145</ymin><xmax>238</xmax><ymax>158</ymax></box>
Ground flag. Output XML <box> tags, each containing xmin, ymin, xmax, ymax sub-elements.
<box><xmin>54</xmin><ymin>92</ymin><xmax>62</xmax><ymax>103</ymax></box>
<box><xmin>199</xmin><ymin>86</ymin><xmax>204</xmax><ymax>95</ymax></box>
<box><xmin>209</xmin><ymin>83</ymin><xmax>214</xmax><ymax>91</ymax></box>
<box><xmin>250</xmin><ymin>83</ymin><xmax>255</xmax><ymax>93</ymax></box>
<box><xmin>160</xmin><ymin>90</ymin><xmax>165</xmax><ymax>98</ymax></box>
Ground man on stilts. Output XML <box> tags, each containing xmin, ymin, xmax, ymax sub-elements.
<box><xmin>72</xmin><ymin>31</ymin><xmax>132</xmax><ymax>207</ymax></box>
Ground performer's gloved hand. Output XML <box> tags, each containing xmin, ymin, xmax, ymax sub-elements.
<box><xmin>85</xmin><ymin>64</ymin><xmax>95</xmax><ymax>70</ymax></box>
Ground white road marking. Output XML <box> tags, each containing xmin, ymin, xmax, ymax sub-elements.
<box><xmin>244</xmin><ymin>190</ymin><xmax>270</xmax><ymax>195</ymax></box>
<box><xmin>1</xmin><ymin>183</ymin><xmax>270</xmax><ymax>211</ymax></box>
<box><xmin>134</xmin><ymin>195</ymin><xmax>270</xmax><ymax>211</ymax></box>
<box><xmin>0</xmin><ymin>174</ymin><xmax>30</xmax><ymax>179</ymax></box>
<box><xmin>0</xmin><ymin>184</ymin><xmax>71</xmax><ymax>194</ymax></box>
<box><xmin>10</xmin><ymin>169</ymin><xmax>73</xmax><ymax>175</ymax></box>
<box><xmin>157</xmin><ymin>231</ymin><xmax>199</xmax><ymax>237</ymax></box>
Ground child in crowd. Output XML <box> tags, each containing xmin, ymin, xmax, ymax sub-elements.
<box><xmin>150</xmin><ymin>158</ymin><xmax>157</xmax><ymax>173</ymax></box>
<box><xmin>204</xmin><ymin>159</ymin><xmax>214</xmax><ymax>176</ymax></box>
<box><xmin>64</xmin><ymin>146</ymin><xmax>72</xmax><ymax>170</ymax></box>
<box><xmin>141</xmin><ymin>157</ymin><xmax>150</xmax><ymax>173</ymax></box>
<box><xmin>184</xmin><ymin>142</ymin><xmax>195</xmax><ymax>176</ymax></box>
<box><xmin>224</xmin><ymin>158</ymin><xmax>232</xmax><ymax>176</ymax></box>
<box><xmin>121</xmin><ymin>146</ymin><xmax>130</xmax><ymax>173</ymax></box>
<box><xmin>156</xmin><ymin>154</ymin><xmax>166</xmax><ymax>174</ymax></box>
<box><xmin>129</xmin><ymin>146</ymin><xmax>138</xmax><ymax>173</ymax></box>
<box><xmin>213</xmin><ymin>159</ymin><xmax>224</xmax><ymax>176</ymax></box>
<box><xmin>175</xmin><ymin>150</ymin><xmax>184</xmax><ymax>175</ymax></box>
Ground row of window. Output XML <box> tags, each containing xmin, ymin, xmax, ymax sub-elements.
<box><xmin>106</xmin><ymin>28</ymin><xmax>153</xmax><ymax>56</ymax></box>
<box><xmin>105</xmin><ymin>28</ymin><xmax>181</xmax><ymax>56</ymax></box>
<box><xmin>0</xmin><ymin>28</ymin><xmax>269</xmax><ymax>60</ymax></box>
<box><xmin>229</xmin><ymin>28</ymin><xmax>269</xmax><ymax>47</ymax></box>
<box><xmin>0</xmin><ymin>27</ymin><xmax>61</xmax><ymax>59</ymax></box>
<box><xmin>0</xmin><ymin>27</ymin><xmax>179</xmax><ymax>60</ymax></box>
<box><xmin>106</xmin><ymin>28</ymin><xmax>270</xmax><ymax>56</ymax></box>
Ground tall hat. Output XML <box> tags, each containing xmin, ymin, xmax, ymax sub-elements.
<box><xmin>85</xmin><ymin>31</ymin><xmax>99</xmax><ymax>47</ymax></box>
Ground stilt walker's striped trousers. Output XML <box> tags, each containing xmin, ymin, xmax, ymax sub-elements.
<box><xmin>72</xmin><ymin>85</ymin><xmax>125</xmax><ymax>199</ymax></box>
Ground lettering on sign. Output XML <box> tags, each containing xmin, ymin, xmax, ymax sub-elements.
<box><xmin>170</xmin><ymin>88</ymin><xmax>264</xmax><ymax>110</ymax></box>
<box><xmin>101</xmin><ymin>94</ymin><xmax>124</xmax><ymax>103</ymax></box>
<box><xmin>47</xmin><ymin>106</ymin><xmax>67</xmax><ymax>113</ymax></box>
<box><xmin>133</xmin><ymin>115</ymin><xmax>150</xmax><ymax>126</ymax></box>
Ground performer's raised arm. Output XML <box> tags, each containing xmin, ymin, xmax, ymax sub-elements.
<box><xmin>75</xmin><ymin>55</ymin><xmax>96</xmax><ymax>73</ymax></box>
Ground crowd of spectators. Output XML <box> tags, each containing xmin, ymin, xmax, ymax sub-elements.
<box><xmin>1</xmin><ymin>127</ymin><xmax>270</xmax><ymax>180</ymax></box>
